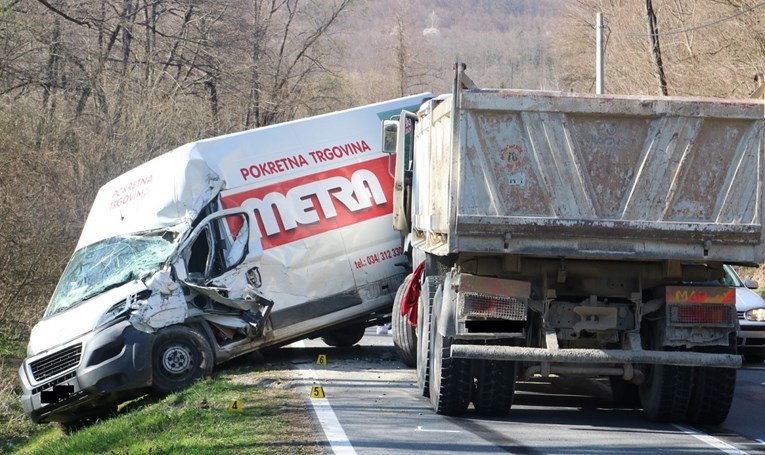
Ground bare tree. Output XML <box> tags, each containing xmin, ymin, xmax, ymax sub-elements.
<box><xmin>645</xmin><ymin>0</ymin><xmax>669</xmax><ymax>95</ymax></box>
<box><xmin>553</xmin><ymin>0</ymin><xmax>765</xmax><ymax>97</ymax></box>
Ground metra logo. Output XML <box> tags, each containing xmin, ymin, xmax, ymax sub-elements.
<box><xmin>222</xmin><ymin>157</ymin><xmax>394</xmax><ymax>249</ymax></box>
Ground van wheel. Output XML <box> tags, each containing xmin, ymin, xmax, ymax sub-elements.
<box><xmin>321</xmin><ymin>325</ymin><xmax>365</xmax><ymax>347</ymax></box>
<box><xmin>393</xmin><ymin>274</ymin><xmax>417</xmax><ymax>367</ymax></box>
<box><xmin>151</xmin><ymin>326</ymin><xmax>213</xmax><ymax>395</ymax></box>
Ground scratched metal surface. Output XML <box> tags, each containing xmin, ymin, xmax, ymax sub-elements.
<box><xmin>412</xmin><ymin>90</ymin><xmax>765</xmax><ymax>263</ymax></box>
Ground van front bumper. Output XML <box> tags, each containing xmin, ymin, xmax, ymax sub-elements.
<box><xmin>19</xmin><ymin>321</ymin><xmax>154</xmax><ymax>424</ymax></box>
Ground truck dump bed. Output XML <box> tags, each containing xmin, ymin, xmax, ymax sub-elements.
<box><xmin>415</xmin><ymin>88</ymin><xmax>765</xmax><ymax>264</ymax></box>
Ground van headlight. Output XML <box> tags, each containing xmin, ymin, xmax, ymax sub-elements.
<box><xmin>745</xmin><ymin>308</ymin><xmax>765</xmax><ymax>321</ymax></box>
<box><xmin>94</xmin><ymin>290</ymin><xmax>151</xmax><ymax>330</ymax></box>
<box><xmin>94</xmin><ymin>300</ymin><xmax>132</xmax><ymax>330</ymax></box>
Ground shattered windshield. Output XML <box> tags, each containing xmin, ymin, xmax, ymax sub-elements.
<box><xmin>46</xmin><ymin>233</ymin><xmax>178</xmax><ymax>317</ymax></box>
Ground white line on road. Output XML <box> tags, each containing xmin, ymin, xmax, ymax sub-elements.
<box><xmin>293</xmin><ymin>340</ymin><xmax>357</xmax><ymax>455</ymax></box>
<box><xmin>672</xmin><ymin>424</ymin><xmax>748</xmax><ymax>455</ymax></box>
<box><xmin>416</xmin><ymin>425</ymin><xmax>461</xmax><ymax>433</ymax></box>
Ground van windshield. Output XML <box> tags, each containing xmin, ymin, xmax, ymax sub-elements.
<box><xmin>46</xmin><ymin>233</ymin><xmax>178</xmax><ymax>317</ymax></box>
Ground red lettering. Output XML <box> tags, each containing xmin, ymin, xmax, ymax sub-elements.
<box><xmin>222</xmin><ymin>157</ymin><xmax>394</xmax><ymax>249</ymax></box>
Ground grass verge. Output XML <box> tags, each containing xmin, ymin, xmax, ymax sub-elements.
<box><xmin>1</xmin><ymin>333</ymin><xmax>43</xmax><ymax>452</ymax></box>
<box><xmin>7</xmin><ymin>364</ymin><xmax>324</xmax><ymax>455</ymax></box>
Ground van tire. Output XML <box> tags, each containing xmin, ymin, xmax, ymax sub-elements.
<box><xmin>321</xmin><ymin>325</ymin><xmax>365</xmax><ymax>347</ymax></box>
<box><xmin>393</xmin><ymin>274</ymin><xmax>417</xmax><ymax>367</ymax></box>
<box><xmin>151</xmin><ymin>326</ymin><xmax>214</xmax><ymax>395</ymax></box>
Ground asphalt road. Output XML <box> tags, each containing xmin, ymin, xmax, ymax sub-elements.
<box><xmin>278</xmin><ymin>329</ymin><xmax>765</xmax><ymax>455</ymax></box>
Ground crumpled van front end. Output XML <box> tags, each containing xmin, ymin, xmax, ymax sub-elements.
<box><xmin>18</xmin><ymin>231</ymin><xmax>186</xmax><ymax>423</ymax></box>
<box><xmin>19</xmin><ymin>297</ymin><xmax>155</xmax><ymax>423</ymax></box>
<box><xmin>18</xmin><ymin>148</ymin><xmax>226</xmax><ymax>424</ymax></box>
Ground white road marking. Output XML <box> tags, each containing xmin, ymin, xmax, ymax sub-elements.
<box><xmin>293</xmin><ymin>340</ymin><xmax>357</xmax><ymax>455</ymax></box>
<box><xmin>672</xmin><ymin>424</ymin><xmax>748</xmax><ymax>455</ymax></box>
<box><xmin>416</xmin><ymin>425</ymin><xmax>461</xmax><ymax>433</ymax></box>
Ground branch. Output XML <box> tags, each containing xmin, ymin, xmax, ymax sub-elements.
<box><xmin>34</xmin><ymin>0</ymin><xmax>92</xmax><ymax>27</ymax></box>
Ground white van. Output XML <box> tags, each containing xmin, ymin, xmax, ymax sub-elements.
<box><xmin>18</xmin><ymin>93</ymin><xmax>431</xmax><ymax>425</ymax></box>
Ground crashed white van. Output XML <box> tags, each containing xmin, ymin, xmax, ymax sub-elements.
<box><xmin>18</xmin><ymin>93</ymin><xmax>431</xmax><ymax>425</ymax></box>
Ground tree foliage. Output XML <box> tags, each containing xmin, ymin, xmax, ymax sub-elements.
<box><xmin>0</xmin><ymin>0</ymin><xmax>355</xmax><ymax>331</ymax></box>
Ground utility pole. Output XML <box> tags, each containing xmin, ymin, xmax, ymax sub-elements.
<box><xmin>645</xmin><ymin>0</ymin><xmax>668</xmax><ymax>96</ymax></box>
<box><xmin>596</xmin><ymin>13</ymin><xmax>604</xmax><ymax>94</ymax></box>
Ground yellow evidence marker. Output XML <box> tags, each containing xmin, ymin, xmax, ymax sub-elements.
<box><xmin>316</xmin><ymin>354</ymin><xmax>327</xmax><ymax>365</ymax></box>
<box><xmin>228</xmin><ymin>399</ymin><xmax>244</xmax><ymax>413</ymax></box>
<box><xmin>310</xmin><ymin>386</ymin><xmax>326</xmax><ymax>398</ymax></box>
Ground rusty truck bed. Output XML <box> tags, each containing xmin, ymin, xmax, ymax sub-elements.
<box><xmin>413</xmin><ymin>89</ymin><xmax>765</xmax><ymax>264</ymax></box>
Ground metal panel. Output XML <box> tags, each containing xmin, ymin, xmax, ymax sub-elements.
<box><xmin>413</xmin><ymin>89</ymin><xmax>765</xmax><ymax>263</ymax></box>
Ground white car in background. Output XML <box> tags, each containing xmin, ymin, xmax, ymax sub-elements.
<box><xmin>725</xmin><ymin>265</ymin><xmax>765</xmax><ymax>363</ymax></box>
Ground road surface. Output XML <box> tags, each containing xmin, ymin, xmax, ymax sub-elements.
<box><xmin>272</xmin><ymin>328</ymin><xmax>765</xmax><ymax>455</ymax></box>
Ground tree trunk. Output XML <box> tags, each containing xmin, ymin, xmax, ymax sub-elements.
<box><xmin>645</xmin><ymin>0</ymin><xmax>668</xmax><ymax>96</ymax></box>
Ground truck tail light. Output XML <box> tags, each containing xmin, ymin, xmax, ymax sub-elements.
<box><xmin>668</xmin><ymin>303</ymin><xmax>734</xmax><ymax>327</ymax></box>
<box><xmin>458</xmin><ymin>292</ymin><xmax>526</xmax><ymax>321</ymax></box>
<box><xmin>664</xmin><ymin>285</ymin><xmax>736</xmax><ymax>327</ymax></box>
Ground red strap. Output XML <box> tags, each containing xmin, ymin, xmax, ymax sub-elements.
<box><xmin>401</xmin><ymin>261</ymin><xmax>425</xmax><ymax>326</ymax></box>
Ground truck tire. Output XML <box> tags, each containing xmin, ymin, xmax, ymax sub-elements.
<box><xmin>686</xmin><ymin>343</ymin><xmax>737</xmax><ymax>424</ymax></box>
<box><xmin>417</xmin><ymin>278</ymin><xmax>439</xmax><ymax>397</ymax></box>
<box><xmin>416</xmin><ymin>296</ymin><xmax>431</xmax><ymax>397</ymax></box>
<box><xmin>429</xmin><ymin>288</ymin><xmax>472</xmax><ymax>416</ymax></box>
<box><xmin>472</xmin><ymin>356</ymin><xmax>516</xmax><ymax>416</ymax></box>
<box><xmin>638</xmin><ymin>320</ymin><xmax>692</xmax><ymax>422</ymax></box>
<box><xmin>392</xmin><ymin>274</ymin><xmax>417</xmax><ymax>367</ymax></box>
<box><xmin>743</xmin><ymin>353</ymin><xmax>765</xmax><ymax>363</ymax></box>
<box><xmin>320</xmin><ymin>324</ymin><xmax>366</xmax><ymax>347</ymax></box>
<box><xmin>151</xmin><ymin>325</ymin><xmax>214</xmax><ymax>395</ymax></box>
<box><xmin>609</xmin><ymin>376</ymin><xmax>641</xmax><ymax>408</ymax></box>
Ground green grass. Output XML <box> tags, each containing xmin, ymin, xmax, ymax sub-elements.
<box><xmin>6</xmin><ymin>367</ymin><xmax>323</xmax><ymax>454</ymax></box>
<box><xmin>1</xmin><ymin>335</ymin><xmax>41</xmax><ymax>453</ymax></box>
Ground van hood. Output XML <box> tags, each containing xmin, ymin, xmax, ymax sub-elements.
<box><xmin>27</xmin><ymin>280</ymin><xmax>147</xmax><ymax>356</ymax></box>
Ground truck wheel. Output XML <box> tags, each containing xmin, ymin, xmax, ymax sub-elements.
<box><xmin>686</xmin><ymin>343</ymin><xmax>737</xmax><ymax>424</ymax></box>
<box><xmin>151</xmin><ymin>326</ymin><xmax>214</xmax><ymax>395</ymax></box>
<box><xmin>429</xmin><ymin>289</ymin><xmax>472</xmax><ymax>416</ymax></box>
<box><xmin>609</xmin><ymin>376</ymin><xmax>641</xmax><ymax>408</ymax></box>
<box><xmin>392</xmin><ymin>274</ymin><xmax>417</xmax><ymax>367</ymax></box>
<box><xmin>472</xmin><ymin>356</ymin><xmax>516</xmax><ymax>416</ymax></box>
<box><xmin>417</xmin><ymin>277</ymin><xmax>439</xmax><ymax>397</ymax></box>
<box><xmin>321</xmin><ymin>324</ymin><xmax>366</xmax><ymax>347</ymax></box>
<box><xmin>744</xmin><ymin>353</ymin><xmax>765</xmax><ymax>363</ymax></box>
<box><xmin>638</xmin><ymin>320</ymin><xmax>692</xmax><ymax>422</ymax></box>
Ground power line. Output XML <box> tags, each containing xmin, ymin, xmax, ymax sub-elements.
<box><xmin>607</xmin><ymin>0</ymin><xmax>765</xmax><ymax>37</ymax></box>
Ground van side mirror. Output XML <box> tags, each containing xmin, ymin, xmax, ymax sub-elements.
<box><xmin>382</xmin><ymin>120</ymin><xmax>398</xmax><ymax>154</ymax></box>
<box><xmin>745</xmin><ymin>278</ymin><xmax>760</xmax><ymax>290</ymax></box>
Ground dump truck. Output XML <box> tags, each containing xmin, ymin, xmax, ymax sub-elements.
<box><xmin>18</xmin><ymin>93</ymin><xmax>431</xmax><ymax>425</ymax></box>
<box><xmin>385</xmin><ymin>64</ymin><xmax>764</xmax><ymax>424</ymax></box>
